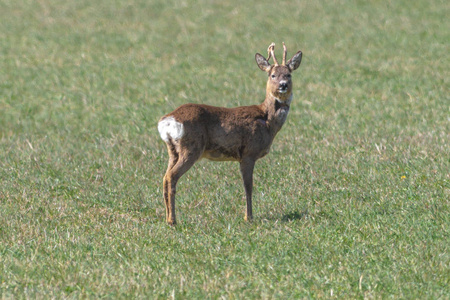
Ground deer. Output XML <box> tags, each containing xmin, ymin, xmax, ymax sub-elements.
<box><xmin>157</xmin><ymin>42</ymin><xmax>302</xmax><ymax>225</ymax></box>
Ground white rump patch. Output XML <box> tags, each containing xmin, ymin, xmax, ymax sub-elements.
<box><xmin>158</xmin><ymin>116</ymin><xmax>184</xmax><ymax>142</ymax></box>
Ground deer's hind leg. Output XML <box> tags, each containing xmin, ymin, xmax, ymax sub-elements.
<box><xmin>163</xmin><ymin>141</ymin><xmax>204</xmax><ymax>225</ymax></box>
<box><xmin>163</xmin><ymin>141</ymin><xmax>178</xmax><ymax>223</ymax></box>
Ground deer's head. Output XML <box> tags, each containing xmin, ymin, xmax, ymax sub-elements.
<box><xmin>255</xmin><ymin>43</ymin><xmax>302</xmax><ymax>102</ymax></box>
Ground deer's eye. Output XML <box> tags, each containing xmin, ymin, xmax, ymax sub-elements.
<box><xmin>271</xmin><ymin>74</ymin><xmax>276</xmax><ymax>79</ymax></box>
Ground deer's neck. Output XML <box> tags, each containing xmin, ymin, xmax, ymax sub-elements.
<box><xmin>260</xmin><ymin>92</ymin><xmax>292</xmax><ymax>136</ymax></box>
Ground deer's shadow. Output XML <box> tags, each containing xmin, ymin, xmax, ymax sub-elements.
<box><xmin>262</xmin><ymin>209</ymin><xmax>309</xmax><ymax>222</ymax></box>
<box><xmin>281</xmin><ymin>210</ymin><xmax>309</xmax><ymax>222</ymax></box>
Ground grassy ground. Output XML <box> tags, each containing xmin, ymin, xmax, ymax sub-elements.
<box><xmin>0</xmin><ymin>0</ymin><xmax>449</xmax><ymax>298</ymax></box>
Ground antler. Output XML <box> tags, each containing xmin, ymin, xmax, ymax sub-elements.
<box><xmin>266</xmin><ymin>42</ymin><xmax>287</xmax><ymax>66</ymax></box>
<box><xmin>266</xmin><ymin>42</ymin><xmax>275</xmax><ymax>62</ymax></box>
<box><xmin>268</xmin><ymin>42</ymin><xmax>279</xmax><ymax>66</ymax></box>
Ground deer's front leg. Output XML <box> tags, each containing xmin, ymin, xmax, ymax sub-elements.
<box><xmin>240</xmin><ymin>158</ymin><xmax>255</xmax><ymax>221</ymax></box>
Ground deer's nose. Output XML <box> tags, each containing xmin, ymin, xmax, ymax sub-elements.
<box><xmin>279</xmin><ymin>82</ymin><xmax>288</xmax><ymax>89</ymax></box>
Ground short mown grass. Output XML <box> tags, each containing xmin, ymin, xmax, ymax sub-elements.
<box><xmin>0</xmin><ymin>0</ymin><xmax>448</xmax><ymax>298</ymax></box>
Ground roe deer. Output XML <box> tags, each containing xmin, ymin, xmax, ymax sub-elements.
<box><xmin>158</xmin><ymin>42</ymin><xmax>302</xmax><ymax>225</ymax></box>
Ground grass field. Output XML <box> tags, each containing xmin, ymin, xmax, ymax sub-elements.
<box><xmin>0</xmin><ymin>0</ymin><xmax>449</xmax><ymax>298</ymax></box>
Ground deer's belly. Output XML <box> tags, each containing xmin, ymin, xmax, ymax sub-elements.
<box><xmin>201</xmin><ymin>150</ymin><xmax>240</xmax><ymax>162</ymax></box>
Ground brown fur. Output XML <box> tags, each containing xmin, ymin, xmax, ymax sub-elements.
<box><xmin>159</xmin><ymin>43</ymin><xmax>302</xmax><ymax>225</ymax></box>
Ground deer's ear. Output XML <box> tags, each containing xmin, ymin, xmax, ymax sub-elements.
<box><xmin>255</xmin><ymin>53</ymin><xmax>271</xmax><ymax>72</ymax></box>
<box><xmin>286</xmin><ymin>51</ymin><xmax>302</xmax><ymax>71</ymax></box>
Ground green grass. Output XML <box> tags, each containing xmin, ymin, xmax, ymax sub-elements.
<box><xmin>0</xmin><ymin>0</ymin><xmax>449</xmax><ymax>298</ymax></box>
